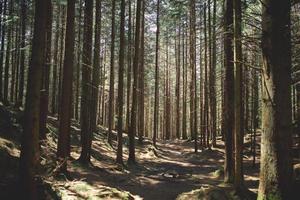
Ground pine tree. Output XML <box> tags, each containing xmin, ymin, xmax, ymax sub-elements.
<box><xmin>19</xmin><ymin>0</ymin><xmax>49</xmax><ymax>198</ymax></box>
<box><xmin>116</xmin><ymin>0</ymin><xmax>126</xmax><ymax>165</ymax></box>
<box><xmin>223</xmin><ymin>0</ymin><xmax>235</xmax><ymax>184</ymax></box>
<box><xmin>57</xmin><ymin>0</ymin><xmax>76</xmax><ymax>172</ymax></box>
<box><xmin>79</xmin><ymin>0</ymin><xmax>94</xmax><ymax>164</ymax></box>
<box><xmin>258</xmin><ymin>0</ymin><xmax>294</xmax><ymax>199</ymax></box>
<box><xmin>153</xmin><ymin>0</ymin><xmax>160</xmax><ymax>147</ymax></box>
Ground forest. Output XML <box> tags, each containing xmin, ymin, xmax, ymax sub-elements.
<box><xmin>0</xmin><ymin>0</ymin><xmax>299</xmax><ymax>199</ymax></box>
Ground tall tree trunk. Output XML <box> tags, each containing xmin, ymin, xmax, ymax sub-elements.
<box><xmin>208</xmin><ymin>0</ymin><xmax>212</xmax><ymax>147</ymax></box>
<box><xmin>13</xmin><ymin>22</ymin><xmax>20</xmax><ymax>104</ymax></box>
<box><xmin>190</xmin><ymin>0</ymin><xmax>197</xmax><ymax>152</ymax></box>
<box><xmin>138</xmin><ymin>0</ymin><xmax>145</xmax><ymax>143</ymax></box>
<box><xmin>175</xmin><ymin>26</ymin><xmax>181</xmax><ymax>139</ymax></box>
<box><xmin>182</xmin><ymin>22</ymin><xmax>187</xmax><ymax>140</ymax></box>
<box><xmin>79</xmin><ymin>0</ymin><xmax>94</xmax><ymax>164</ymax></box>
<box><xmin>153</xmin><ymin>0</ymin><xmax>160</xmax><ymax>147</ymax></box>
<box><xmin>116</xmin><ymin>0</ymin><xmax>125</xmax><ymax>165</ymax></box>
<box><xmin>10</xmin><ymin>19</ymin><xmax>18</xmax><ymax>103</ymax></box>
<box><xmin>233</xmin><ymin>0</ymin><xmax>244</xmax><ymax>189</ymax></box>
<box><xmin>165</xmin><ymin>35</ymin><xmax>171</xmax><ymax>140</ymax></box>
<box><xmin>258</xmin><ymin>0</ymin><xmax>294</xmax><ymax>199</ymax></box>
<box><xmin>126</xmin><ymin>0</ymin><xmax>132</xmax><ymax>132</ymax></box>
<box><xmin>75</xmin><ymin>0</ymin><xmax>83</xmax><ymax>121</ymax></box>
<box><xmin>101</xmin><ymin>47</ymin><xmax>107</xmax><ymax>126</ymax></box>
<box><xmin>107</xmin><ymin>0</ymin><xmax>116</xmax><ymax>144</ymax></box>
<box><xmin>51</xmin><ymin>6</ymin><xmax>60</xmax><ymax>114</ymax></box>
<box><xmin>17</xmin><ymin>0</ymin><xmax>27</xmax><ymax>107</ymax></box>
<box><xmin>252</xmin><ymin>67</ymin><xmax>259</xmax><ymax>167</ymax></box>
<box><xmin>0</xmin><ymin>0</ymin><xmax>6</xmax><ymax>101</ymax></box>
<box><xmin>204</xmin><ymin>3</ymin><xmax>209</xmax><ymax>148</ymax></box>
<box><xmin>57</xmin><ymin>0</ymin><xmax>75</xmax><ymax>172</ymax></box>
<box><xmin>128</xmin><ymin>0</ymin><xmax>142</xmax><ymax>163</ymax></box>
<box><xmin>3</xmin><ymin>1</ymin><xmax>12</xmax><ymax>105</ymax></box>
<box><xmin>199</xmin><ymin>9</ymin><xmax>204</xmax><ymax>147</ymax></box>
<box><xmin>19</xmin><ymin>0</ymin><xmax>48</xmax><ymax>198</ymax></box>
<box><xmin>223</xmin><ymin>0</ymin><xmax>235</xmax><ymax>184</ymax></box>
<box><xmin>39</xmin><ymin>0</ymin><xmax>52</xmax><ymax>140</ymax></box>
<box><xmin>211</xmin><ymin>0</ymin><xmax>217</xmax><ymax>147</ymax></box>
<box><xmin>91</xmin><ymin>0</ymin><xmax>101</xmax><ymax>132</ymax></box>
<box><xmin>57</xmin><ymin>6</ymin><xmax>66</xmax><ymax>117</ymax></box>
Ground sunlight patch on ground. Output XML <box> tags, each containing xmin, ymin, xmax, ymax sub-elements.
<box><xmin>0</xmin><ymin>137</ymin><xmax>20</xmax><ymax>157</ymax></box>
<box><xmin>176</xmin><ymin>186</ymin><xmax>241</xmax><ymax>200</ymax></box>
<box><xmin>53</xmin><ymin>180</ymin><xmax>142</xmax><ymax>200</ymax></box>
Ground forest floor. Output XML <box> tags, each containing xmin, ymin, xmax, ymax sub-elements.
<box><xmin>65</xmin><ymin>136</ymin><xmax>260</xmax><ymax>200</ymax></box>
<box><xmin>43</xmin><ymin>116</ymin><xmax>260</xmax><ymax>200</ymax></box>
<box><xmin>0</xmin><ymin>106</ymin><xmax>269</xmax><ymax>200</ymax></box>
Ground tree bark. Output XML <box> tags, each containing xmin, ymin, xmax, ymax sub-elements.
<box><xmin>258</xmin><ymin>0</ymin><xmax>294</xmax><ymax>199</ymax></box>
<box><xmin>126</xmin><ymin>0</ymin><xmax>132</xmax><ymax>133</ymax></box>
<box><xmin>138</xmin><ymin>0</ymin><xmax>145</xmax><ymax>143</ymax></box>
<box><xmin>17</xmin><ymin>0</ymin><xmax>27</xmax><ymax>107</ymax></box>
<box><xmin>190</xmin><ymin>0</ymin><xmax>197</xmax><ymax>151</ymax></box>
<box><xmin>3</xmin><ymin>0</ymin><xmax>12</xmax><ymax>105</ymax></box>
<box><xmin>91</xmin><ymin>0</ymin><xmax>101</xmax><ymax>132</ymax></box>
<box><xmin>223</xmin><ymin>0</ymin><xmax>235</xmax><ymax>184</ymax></box>
<box><xmin>79</xmin><ymin>0</ymin><xmax>94</xmax><ymax>164</ymax></box>
<box><xmin>233</xmin><ymin>0</ymin><xmax>244</xmax><ymax>189</ymax></box>
<box><xmin>153</xmin><ymin>0</ymin><xmax>160</xmax><ymax>147</ymax></box>
<box><xmin>51</xmin><ymin>5</ymin><xmax>60</xmax><ymax>114</ymax></box>
<box><xmin>116</xmin><ymin>0</ymin><xmax>125</xmax><ymax>165</ymax></box>
<box><xmin>57</xmin><ymin>0</ymin><xmax>75</xmax><ymax>172</ymax></box>
<box><xmin>39</xmin><ymin>0</ymin><xmax>52</xmax><ymax>141</ymax></box>
<box><xmin>128</xmin><ymin>0</ymin><xmax>142</xmax><ymax>163</ymax></box>
<box><xmin>19</xmin><ymin>0</ymin><xmax>48</xmax><ymax>198</ymax></box>
<box><xmin>211</xmin><ymin>0</ymin><xmax>217</xmax><ymax>147</ymax></box>
<box><xmin>175</xmin><ymin>26</ymin><xmax>181</xmax><ymax>139</ymax></box>
<box><xmin>0</xmin><ymin>0</ymin><xmax>6</xmax><ymax>100</ymax></box>
<box><xmin>107</xmin><ymin>0</ymin><xmax>116</xmax><ymax>144</ymax></box>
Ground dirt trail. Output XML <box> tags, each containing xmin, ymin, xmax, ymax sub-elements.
<box><xmin>67</xmin><ymin>137</ymin><xmax>258</xmax><ymax>200</ymax></box>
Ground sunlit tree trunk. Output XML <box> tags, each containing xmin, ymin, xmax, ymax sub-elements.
<box><xmin>258</xmin><ymin>0</ymin><xmax>294</xmax><ymax>199</ymax></box>
<box><xmin>91</xmin><ymin>0</ymin><xmax>101</xmax><ymax>132</ymax></box>
<box><xmin>75</xmin><ymin>0</ymin><xmax>83</xmax><ymax>121</ymax></box>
